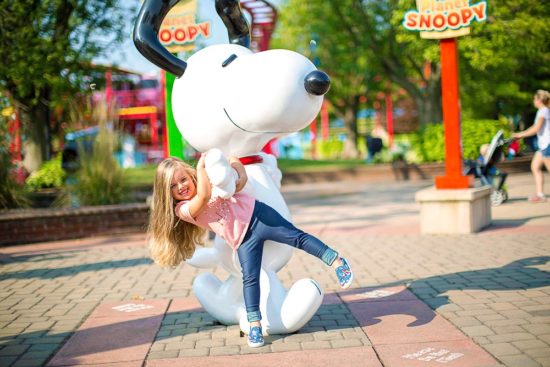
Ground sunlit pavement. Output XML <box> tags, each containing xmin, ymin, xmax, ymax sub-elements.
<box><xmin>1</xmin><ymin>173</ymin><xmax>549</xmax><ymax>366</ymax></box>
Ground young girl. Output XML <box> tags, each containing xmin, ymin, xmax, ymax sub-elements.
<box><xmin>513</xmin><ymin>90</ymin><xmax>550</xmax><ymax>202</ymax></box>
<box><xmin>148</xmin><ymin>155</ymin><xmax>353</xmax><ymax>348</ymax></box>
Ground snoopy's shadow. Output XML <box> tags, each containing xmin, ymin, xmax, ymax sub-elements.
<box><xmin>338</xmin><ymin>256</ymin><xmax>550</xmax><ymax>329</ymax></box>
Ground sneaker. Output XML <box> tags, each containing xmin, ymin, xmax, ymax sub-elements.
<box><xmin>528</xmin><ymin>195</ymin><xmax>546</xmax><ymax>203</ymax></box>
<box><xmin>335</xmin><ymin>257</ymin><xmax>353</xmax><ymax>289</ymax></box>
<box><xmin>248</xmin><ymin>326</ymin><xmax>264</xmax><ymax>347</ymax></box>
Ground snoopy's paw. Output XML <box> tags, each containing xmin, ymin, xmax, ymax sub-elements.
<box><xmin>259</xmin><ymin>153</ymin><xmax>282</xmax><ymax>189</ymax></box>
<box><xmin>205</xmin><ymin>148</ymin><xmax>237</xmax><ymax>198</ymax></box>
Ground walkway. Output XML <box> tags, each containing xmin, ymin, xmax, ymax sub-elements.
<box><xmin>0</xmin><ymin>173</ymin><xmax>549</xmax><ymax>366</ymax></box>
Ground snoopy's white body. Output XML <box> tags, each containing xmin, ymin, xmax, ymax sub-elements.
<box><xmin>171</xmin><ymin>44</ymin><xmax>326</xmax><ymax>335</ymax></box>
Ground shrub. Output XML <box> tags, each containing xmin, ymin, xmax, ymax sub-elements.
<box><xmin>318</xmin><ymin>138</ymin><xmax>344</xmax><ymax>159</ymax></box>
<box><xmin>416</xmin><ymin>119</ymin><xmax>511</xmax><ymax>162</ymax></box>
<box><xmin>25</xmin><ymin>155</ymin><xmax>66</xmax><ymax>191</ymax></box>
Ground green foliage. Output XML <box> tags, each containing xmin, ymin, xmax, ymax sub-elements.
<box><xmin>416</xmin><ymin>119</ymin><xmax>511</xmax><ymax>162</ymax></box>
<box><xmin>416</xmin><ymin>124</ymin><xmax>446</xmax><ymax>162</ymax></box>
<box><xmin>0</xmin><ymin>0</ymin><xmax>134</xmax><ymax>166</ymax></box>
<box><xmin>25</xmin><ymin>155</ymin><xmax>66</xmax><ymax>191</ymax></box>
<box><xmin>72</xmin><ymin>123</ymin><xmax>126</xmax><ymax>206</ymax></box>
<box><xmin>318</xmin><ymin>138</ymin><xmax>344</xmax><ymax>159</ymax></box>
<box><xmin>461</xmin><ymin>119</ymin><xmax>511</xmax><ymax>160</ymax></box>
<box><xmin>274</xmin><ymin>0</ymin><xmax>549</xmax><ymax>133</ymax></box>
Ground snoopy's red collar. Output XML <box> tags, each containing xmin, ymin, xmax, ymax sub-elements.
<box><xmin>239</xmin><ymin>155</ymin><xmax>264</xmax><ymax>165</ymax></box>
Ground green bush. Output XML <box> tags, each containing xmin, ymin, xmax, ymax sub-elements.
<box><xmin>25</xmin><ymin>155</ymin><xmax>66</xmax><ymax>191</ymax></box>
<box><xmin>318</xmin><ymin>138</ymin><xmax>344</xmax><ymax>159</ymax></box>
<box><xmin>416</xmin><ymin>119</ymin><xmax>511</xmax><ymax>162</ymax></box>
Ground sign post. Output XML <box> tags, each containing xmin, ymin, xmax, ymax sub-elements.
<box><xmin>407</xmin><ymin>1</ymin><xmax>492</xmax><ymax>234</ymax></box>
<box><xmin>436</xmin><ymin>37</ymin><xmax>471</xmax><ymax>189</ymax></box>
<box><xmin>403</xmin><ymin>0</ymin><xmax>487</xmax><ymax>189</ymax></box>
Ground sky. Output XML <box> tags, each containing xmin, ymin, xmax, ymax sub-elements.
<box><xmin>95</xmin><ymin>0</ymin><xmax>284</xmax><ymax>75</ymax></box>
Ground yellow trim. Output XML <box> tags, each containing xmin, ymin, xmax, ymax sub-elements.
<box><xmin>118</xmin><ymin>106</ymin><xmax>157</xmax><ymax>116</ymax></box>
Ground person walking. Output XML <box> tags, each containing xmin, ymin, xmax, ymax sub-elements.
<box><xmin>513</xmin><ymin>90</ymin><xmax>550</xmax><ymax>202</ymax></box>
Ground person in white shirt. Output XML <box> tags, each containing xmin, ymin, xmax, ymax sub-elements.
<box><xmin>513</xmin><ymin>90</ymin><xmax>550</xmax><ymax>202</ymax></box>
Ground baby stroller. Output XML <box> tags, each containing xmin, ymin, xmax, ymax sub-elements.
<box><xmin>463</xmin><ymin>130</ymin><xmax>513</xmax><ymax>206</ymax></box>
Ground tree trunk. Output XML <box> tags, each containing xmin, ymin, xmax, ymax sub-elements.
<box><xmin>341</xmin><ymin>97</ymin><xmax>360</xmax><ymax>158</ymax></box>
<box><xmin>416</xmin><ymin>82</ymin><xmax>442</xmax><ymax>125</ymax></box>
<box><xmin>22</xmin><ymin>90</ymin><xmax>51</xmax><ymax>173</ymax></box>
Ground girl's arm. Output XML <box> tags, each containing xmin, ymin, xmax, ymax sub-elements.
<box><xmin>188</xmin><ymin>154</ymin><xmax>212</xmax><ymax>218</ymax></box>
<box><xmin>229</xmin><ymin>157</ymin><xmax>248</xmax><ymax>193</ymax></box>
<box><xmin>513</xmin><ymin>115</ymin><xmax>544</xmax><ymax>139</ymax></box>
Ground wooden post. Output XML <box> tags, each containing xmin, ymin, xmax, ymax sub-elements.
<box><xmin>435</xmin><ymin>38</ymin><xmax>471</xmax><ymax>189</ymax></box>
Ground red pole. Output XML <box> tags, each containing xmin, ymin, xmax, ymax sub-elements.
<box><xmin>160</xmin><ymin>70</ymin><xmax>168</xmax><ymax>159</ymax></box>
<box><xmin>385</xmin><ymin>85</ymin><xmax>394</xmax><ymax>148</ymax></box>
<box><xmin>310</xmin><ymin>119</ymin><xmax>317</xmax><ymax>159</ymax></box>
<box><xmin>105</xmin><ymin>69</ymin><xmax>113</xmax><ymax>107</ymax></box>
<box><xmin>435</xmin><ymin>38</ymin><xmax>471</xmax><ymax>189</ymax></box>
<box><xmin>150</xmin><ymin>112</ymin><xmax>158</xmax><ymax>146</ymax></box>
<box><xmin>321</xmin><ymin>101</ymin><xmax>329</xmax><ymax>141</ymax></box>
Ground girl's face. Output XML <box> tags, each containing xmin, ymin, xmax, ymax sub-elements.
<box><xmin>534</xmin><ymin>96</ymin><xmax>543</xmax><ymax>109</ymax></box>
<box><xmin>170</xmin><ymin>166</ymin><xmax>196</xmax><ymax>201</ymax></box>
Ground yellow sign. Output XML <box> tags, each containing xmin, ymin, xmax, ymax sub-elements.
<box><xmin>403</xmin><ymin>0</ymin><xmax>487</xmax><ymax>39</ymax></box>
<box><xmin>159</xmin><ymin>0</ymin><xmax>211</xmax><ymax>53</ymax></box>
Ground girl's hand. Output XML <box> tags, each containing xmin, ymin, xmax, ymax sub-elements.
<box><xmin>229</xmin><ymin>157</ymin><xmax>247</xmax><ymax>193</ymax></box>
<box><xmin>235</xmin><ymin>168</ymin><xmax>248</xmax><ymax>193</ymax></box>
<box><xmin>188</xmin><ymin>153</ymin><xmax>211</xmax><ymax>218</ymax></box>
<box><xmin>196</xmin><ymin>154</ymin><xmax>211</xmax><ymax>200</ymax></box>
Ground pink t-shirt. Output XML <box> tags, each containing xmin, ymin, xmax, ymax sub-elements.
<box><xmin>175</xmin><ymin>192</ymin><xmax>256</xmax><ymax>250</ymax></box>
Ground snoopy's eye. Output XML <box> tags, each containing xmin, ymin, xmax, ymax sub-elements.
<box><xmin>222</xmin><ymin>54</ymin><xmax>238</xmax><ymax>67</ymax></box>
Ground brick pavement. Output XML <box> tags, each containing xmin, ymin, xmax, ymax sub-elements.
<box><xmin>0</xmin><ymin>173</ymin><xmax>549</xmax><ymax>366</ymax></box>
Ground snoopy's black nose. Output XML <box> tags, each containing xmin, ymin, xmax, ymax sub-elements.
<box><xmin>304</xmin><ymin>70</ymin><xmax>330</xmax><ymax>96</ymax></box>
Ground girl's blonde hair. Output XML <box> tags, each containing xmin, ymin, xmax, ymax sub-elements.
<box><xmin>147</xmin><ymin>157</ymin><xmax>205</xmax><ymax>267</ymax></box>
<box><xmin>535</xmin><ymin>90</ymin><xmax>550</xmax><ymax>107</ymax></box>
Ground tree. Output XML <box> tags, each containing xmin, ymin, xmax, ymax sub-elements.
<box><xmin>273</xmin><ymin>0</ymin><xmax>444</xmax><ymax>157</ymax></box>
<box><xmin>454</xmin><ymin>0</ymin><xmax>550</xmax><ymax>123</ymax></box>
<box><xmin>0</xmin><ymin>0</ymin><xmax>134</xmax><ymax>171</ymax></box>
<box><xmin>274</xmin><ymin>0</ymin><xmax>549</xmax><ymax>156</ymax></box>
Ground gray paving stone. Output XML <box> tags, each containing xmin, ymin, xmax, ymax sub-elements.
<box><xmin>484</xmin><ymin>342</ymin><xmax>521</xmax><ymax>356</ymax></box>
<box><xmin>147</xmin><ymin>350</ymin><xmax>179</xmax><ymax>360</ymax></box>
<box><xmin>209</xmin><ymin>346</ymin><xmax>241</xmax><ymax>356</ymax></box>
<box><xmin>489</xmin><ymin>333</ymin><xmax>538</xmax><ymax>343</ymax></box>
<box><xmin>498</xmin><ymin>354</ymin><xmax>543</xmax><ymax>367</ymax></box>
<box><xmin>461</xmin><ymin>325</ymin><xmax>495</xmax><ymax>337</ymax></box>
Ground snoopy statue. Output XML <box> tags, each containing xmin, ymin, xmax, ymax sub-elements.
<box><xmin>134</xmin><ymin>0</ymin><xmax>331</xmax><ymax>335</ymax></box>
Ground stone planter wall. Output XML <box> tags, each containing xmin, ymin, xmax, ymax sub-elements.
<box><xmin>0</xmin><ymin>204</ymin><xmax>149</xmax><ymax>246</ymax></box>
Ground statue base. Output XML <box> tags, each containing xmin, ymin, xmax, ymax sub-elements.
<box><xmin>415</xmin><ymin>185</ymin><xmax>492</xmax><ymax>234</ymax></box>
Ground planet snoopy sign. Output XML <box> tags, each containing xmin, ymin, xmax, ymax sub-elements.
<box><xmin>403</xmin><ymin>0</ymin><xmax>487</xmax><ymax>39</ymax></box>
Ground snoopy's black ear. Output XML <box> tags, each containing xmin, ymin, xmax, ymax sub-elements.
<box><xmin>133</xmin><ymin>0</ymin><xmax>187</xmax><ymax>77</ymax></box>
<box><xmin>215</xmin><ymin>0</ymin><xmax>251</xmax><ymax>48</ymax></box>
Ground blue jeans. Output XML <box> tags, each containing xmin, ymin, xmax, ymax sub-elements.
<box><xmin>237</xmin><ymin>201</ymin><xmax>339</xmax><ymax>323</ymax></box>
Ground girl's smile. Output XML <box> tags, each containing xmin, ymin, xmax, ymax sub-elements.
<box><xmin>171</xmin><ymin>168</ymin><xmax>196</xmax><ymax>201</ymax></box>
